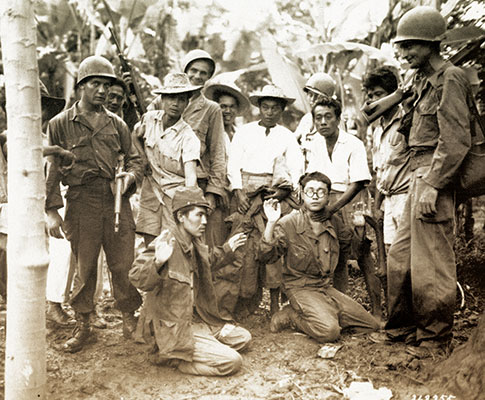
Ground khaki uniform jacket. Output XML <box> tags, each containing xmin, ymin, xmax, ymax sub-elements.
<box><xmin>129</xmin><ymin>226</ymin><xmax>234</xmax><ymax>362</ymax></box>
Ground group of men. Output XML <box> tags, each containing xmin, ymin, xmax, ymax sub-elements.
<box><xmin>40</xmin><ymin>5</ymin><xmax>476</xmax><ymax>375</ymax></box>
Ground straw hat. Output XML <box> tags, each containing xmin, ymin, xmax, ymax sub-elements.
<box><xmin>249</xmin><ymin>84</ymin><xmax>295</xmax><ymax>107</ymax></box>
<box><xmin>152</xmin><ymin>73</ymin><xmax>202</xmax><ymax>95</ymax></box>
<box><xmin>204</xmin><ymin>82</ymin><xmax>250</xmax><ymax>114</ymax></box>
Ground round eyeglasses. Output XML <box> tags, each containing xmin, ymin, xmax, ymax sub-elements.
<box><xmin>304</xmin><ymin>188</ymin><xmax>328</xmax><ymax>199</ymax></box>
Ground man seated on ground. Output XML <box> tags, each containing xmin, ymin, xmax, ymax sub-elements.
<box><xmin>259</xmin><ymin>172</ymin><xmax>380</xmax><ymax>343</ymax></box>
<box><xmin>129</xmin><ymin>186</ymin><xmax>251</xmax><ymax>376</ymax></box>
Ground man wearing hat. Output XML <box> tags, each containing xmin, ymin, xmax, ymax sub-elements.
<box><xmin>135</xmin><ymin>72</ymin><xmax>202</xmax><ymax>246</ymax></box>
<box><xmin>226</xmin><ymin>84</ymin><xmax>304</xmax><ymax>316</ymax></box>
<box><xmin>149</xmin><ymin>49</ymin><xmax>226</xmax><ymax>248</ymax></box>
<box><xmin>129</xmin><ymin>186</ymin><xmax>251</xmax><ymax>376</ymax></box>
<box><xmin>381</xmin><ymin>6</ymin><xmax>473</xmax><ymax>356</ymax></box>
<box><xmin>203</xmin><ymin>81</ymin><xmax>250</xmax><ymax>245</ymax></box>
<box><xmin>45</xmin><ymin>55</ymin><xmax>144</xmax><ymax>352</ymax></box>
<box><xmin>294</xmin><ymin>72</ymin><xmax>337</xmax><ymax>143</ymax></box>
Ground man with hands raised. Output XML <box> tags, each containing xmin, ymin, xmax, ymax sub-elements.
<box><xmin>129</xmin><ymin>186</ymin><xmax>251</xmax><ymax>376</ymax></box>
<box><xmin>259</xmin><ymin>172</ymin><xmax>380</xmax><ymax>343</ymax></box>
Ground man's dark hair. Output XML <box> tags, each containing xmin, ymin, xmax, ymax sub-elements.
<box><xmin>299</xmin><ymin>171</ymin><xmax>332</xmax><ymax>192</ymax></box>
<box><xmin>258</xmin><ymin>97</ymin><xmax>287</xmax><ymax>110</ymax></box>
<box><xmin>362</xmin><ymin>67</ymin><xmax>399</xmax><ymax>94</ymax></box>
<box><xmin>173</xmin><ymin>205</ymin><xmax>208</xmax><ymax>224</ymax></box>
<box><xmin>213</xmin><ymin>90</ymin><xmax>240</xmax><ymax>107</ymax></box>
<box><xmin>311</xmin><ymin>97</ymin><xmax>342</xmax><ymax>120</ymax></box>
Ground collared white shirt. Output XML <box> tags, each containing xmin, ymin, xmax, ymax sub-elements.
<box><xmin>227</xmin><ymin>121</ymin><xmax>304</xmax><ymax>190</ymax></box>
<box><xmin>302</xmin><ymin>129</ymin><xmax>371</xmax><ymax>192</ymax></box>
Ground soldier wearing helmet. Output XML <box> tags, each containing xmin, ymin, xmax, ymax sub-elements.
<box><xmin>382</xmin><ymin>6</ymin><xmax>473</xmax><ymax>357</ymax></box>
<box><xmin>294</xmin><ymin>72</ymin><xmax>336</xmax><ymax>142</ymax></box>
<box><xmin>147</xmin><ymin>49</ymin><xmax>226</xmax><ymax>248</ymax></box>
<box><xmin>45</xmin><ymin>55</ymin><xmax>144</xmax><ymax>353</ymax></box>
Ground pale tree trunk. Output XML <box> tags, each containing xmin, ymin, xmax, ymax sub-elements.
<box><xmin>0</xmin><ymin>1</ymin><xmax>49</xmax><ymax>399</ymax></box>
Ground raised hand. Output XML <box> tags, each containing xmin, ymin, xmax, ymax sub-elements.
<box><xmin>154</xmin><ymin>229</ymin><xmax>176</xmax><ymax>267</ymax></box>
<box><xmin>263</xmin><ymin>198</ymin><xmax>281</xmax><ymax>223</ymax></box>
<box><xmin>227</xmin><ymin>232</ymin><xmax>248</xmax><ymax>252</ymax></box>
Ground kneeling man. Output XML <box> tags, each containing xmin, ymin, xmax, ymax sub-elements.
<box><xmin>260</xmin><ymin>172</ymin><xmax>380</xmax><ymax>343</ymax></box>
<box><xmin>129</xmin><ymin>186</ymin><xmax>251</xmax><ymax>376</ymax></box>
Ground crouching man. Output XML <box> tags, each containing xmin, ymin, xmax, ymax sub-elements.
<box><xmin>129</xmin><ymin>186</ymin><xmax>251</xmax><ymax>376</ymax></box>
<box><xmin>259</xmin><ymin>172</ymin><xmax>380</xmax><ymax>343</ymax></box>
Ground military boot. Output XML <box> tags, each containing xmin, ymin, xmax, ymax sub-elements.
<box><xmin>63</xmin><ymin>312</ymin><xmax>96</xmax><ymax>353</ymax></box>
<box><xmin>46</xmin><ymin>301</ymin><xmax>75</xmax><ymax>327</ymax></box>
<box><xmin>270</xmin><ymin>305</ymin><xmax>297</xmax><ymax>333</ymax></box>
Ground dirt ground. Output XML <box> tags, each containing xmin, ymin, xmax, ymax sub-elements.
<box><xmin>0</xmin><ymin>260</ymin><xmax>482</xmax><ymax>400</ymax></box>
<box><xmin>0</xmin><ymin>220</ymin><xmax>484</xmax><ymax>400</ymax></box>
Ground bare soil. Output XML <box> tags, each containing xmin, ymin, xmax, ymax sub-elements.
<box><xmin>0</xmin><ymin>243</ymin><xmax>483</xmax><ymax>400</ymax></box>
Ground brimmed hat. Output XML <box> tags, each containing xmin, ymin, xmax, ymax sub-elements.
<box><xmin>152</xmin><ymin>73</ymin><xmax>202</xmax><ymax>95</ymax></box>
<box><xmin>204</xmin><ymin>82</ymin><xmax>250</xmax><ymax>114</ymax></box>
<box><xmin>249</xmin><ymin>85</ymin><xmax>295</xmax><ymax>107</ymax></box>
<box><xmin>172</xmin><ymin>187</ymin><xmax>212</xmax><ymax>213</ymax></box>
<box><xmin>39</xmin><ymin>80</ymin><xmax>65</xmax><ymax>120</ymax></box>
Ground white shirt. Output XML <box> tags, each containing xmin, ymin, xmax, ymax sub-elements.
<box><xmin>302</xmin><ymin>129</ymin><xmax>371</xmax><ymax>192</ymax></box>
<box><xmin>294</xmin><ymin>112</ymin><xmax>313</xmax><ymax>141</ymax></box>
<box><xmin>227</xmin><ymin>121</ymin><xmax>304</xmax><ymax>190</ymax></box>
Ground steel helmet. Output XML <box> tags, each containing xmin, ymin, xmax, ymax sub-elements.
<box><xmin>303</xmin><ymin>73</ymin><xmax>336</xmax><ymax>97</ymax></box>
<box><xmin>394</xmin><ymin>6</ymin><xmax>446</xmax><ymax>43</ymax></box>
<box><xmin>181</xmin><ymin>49</ymin><xmax>216</xmax><ymax>78</ymax></box>
<box><xmin>76</xmin><ymin>55</ymin><xmax>116</xmax><ymax>86</ymax></box>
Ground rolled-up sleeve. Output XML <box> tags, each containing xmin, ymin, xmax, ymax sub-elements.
<box><xmin>182</xmin><ymin>128</ymin><xmax>201</xmax><ymax>164</ymax></box>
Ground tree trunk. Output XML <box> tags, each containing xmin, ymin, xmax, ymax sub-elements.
<box><xmin>433</xmin><ymin>312</ymin><xmax>485</xmax><ymax>400</ymax></box>
<box><xmin>0</xmin><ymin>1</ymin><xmax>49</xmax><ymax>399</ymax></box>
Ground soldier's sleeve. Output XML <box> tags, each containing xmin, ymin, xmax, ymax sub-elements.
<box><xmin>45</xmin><ymin>121</ymin><xmax>64</xmax><ymax>211</ymax></box>
<box><xmin>118</xmin><ymin>118</ymin><xmax>144</xmax><ymax>188</ymax></box>
<box><xmin>205</xmin><ymin>106</ymin><xmax>226</xmax><ymax>197</ymax></box>
<box><xmin>423</xmin><ymin>70</ymin><xmax>472</xmax><ymax>189</ymax></box>
<box><xmin>129</xmin><ymin>243</ymin><xmax>164</xmax><ymax>292</ymax></box>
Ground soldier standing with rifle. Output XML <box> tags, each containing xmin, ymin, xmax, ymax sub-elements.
<box><xmin>380</xmin><ymin>6</ymin><xmax>473</xmax><ymax>358</ymax></box>
<box><xmin>45</xmin><ymin>55</ymin><xmax>144</xmax><ymax>353</ymax></box>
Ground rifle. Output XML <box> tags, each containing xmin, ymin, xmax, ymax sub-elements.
<box><xmin>109</xmin><ymin>27</ymin><xmax>146</xmax><ymax>118</ymax></box>
<box><xmin>361</xmin><ymin>34</ymin><xmax>485</xmax><ymax>124</ymax></box>
<box><xmin>114</xmin><ymin>154</ymin><xmax>124</xmax><ymax>233</ymax></box>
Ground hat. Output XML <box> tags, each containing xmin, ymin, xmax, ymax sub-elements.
<box><xmin>172</xmin><ymin>187</ymin><xmax>212</xmax><ymax>213</ymax></box>
<box><xmin>204</xmin><ymin>82</ymin><xmax>250</xmax><ymax>114</ymax></box>
<box><xmin>152</xmin><ymin>73</ymin><xmax>202</xmax><ymax>95</ymax></box>
<box><xmin>249</xmin><ymin>85</ymin><xmax>295</xmax><ymax>107</ymax></box>
<box><xmin>39</xmin><ymin>80</ymin><xmax>65</xmax><ymax>120</ymax></box>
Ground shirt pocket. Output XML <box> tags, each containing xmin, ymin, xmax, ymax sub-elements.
<box><xmin>414</xmin><ymin>93</ymin><xmax>440</xmax><ymax>143</ymax></box>
<box><xmin>288</xmin><ymin>242</ymin><xmax>311</xmax><ymax>273</ymax></box>
<box><xmin>160</xmin><ymin>154</ymin><xmax>184</xmax><ymax>176</ymax></box>
<box><xmin>69</xmin><ymin>136</ymin><xmax>91</xmax><ymax>162</ymax></box>
<box><xmin>98</xmin><ymin>126</ymin><xmax>121</xmax><ymax>154</ymax></box>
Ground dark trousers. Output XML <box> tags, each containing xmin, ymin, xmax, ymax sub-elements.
<box><xmin>64</xmin><ymin>178</ymin><xmax>142</xmax><ymax>314</ymax></box>
<box><xmin>386</xmin><ymin>166</ymin><xmax>456</xmax><ymax>342</ymax></box>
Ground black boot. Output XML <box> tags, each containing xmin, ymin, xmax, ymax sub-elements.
<box><xmin>63</xmin><ymin>312</ymin><xmax>96</xmax><ymax>353</ymax></box>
